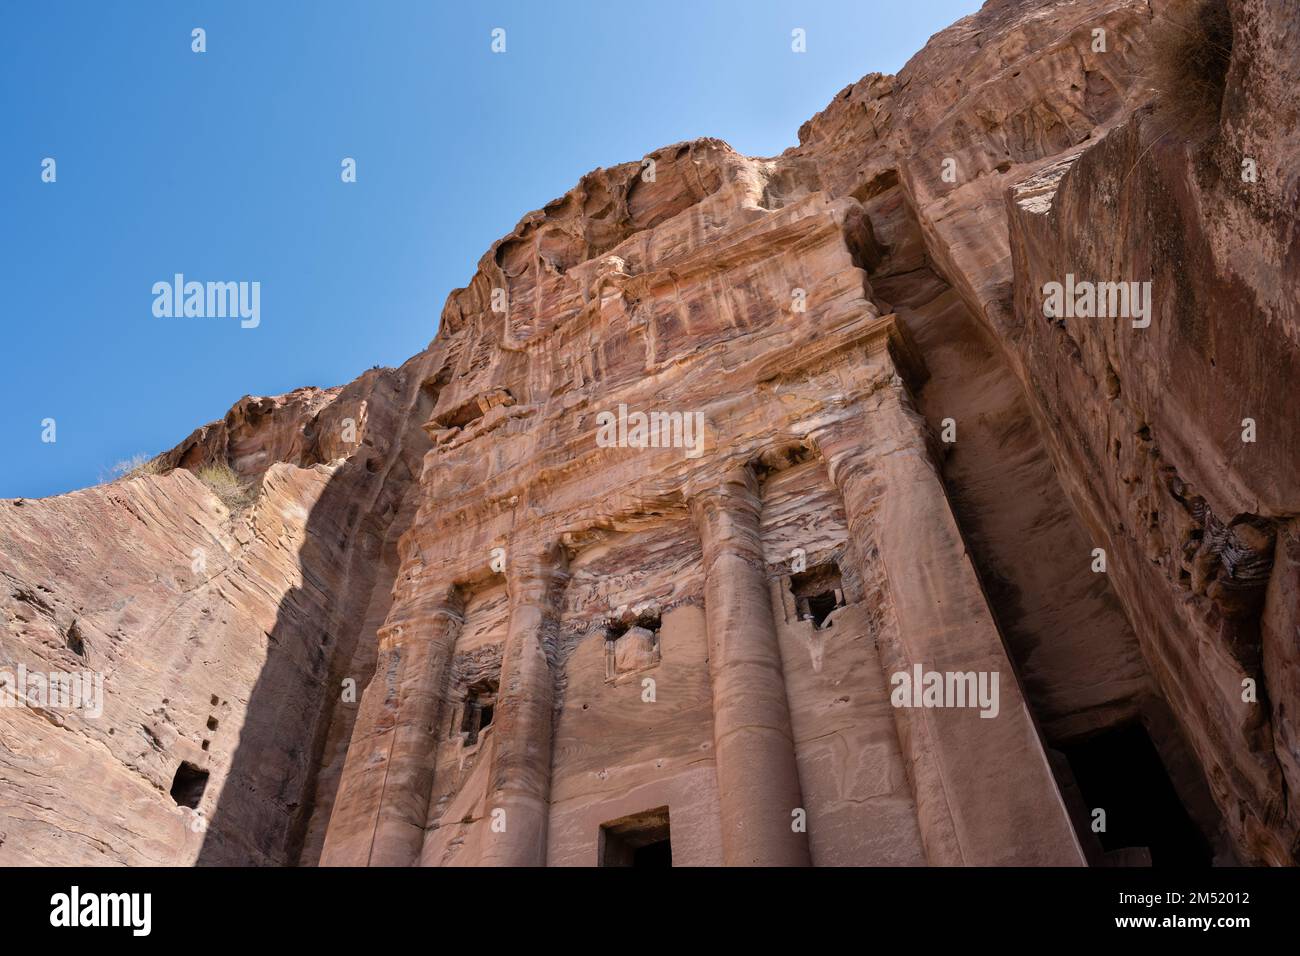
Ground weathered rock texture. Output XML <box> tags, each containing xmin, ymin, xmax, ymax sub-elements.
<box><xmin>2</xmin><ymin>0</ymin><xmax>1296</xmax><ymax>866</ymax></box>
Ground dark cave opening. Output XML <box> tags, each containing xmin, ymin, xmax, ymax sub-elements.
<box><xmin>170</xmin><ymin>761</ymin><xmax>210</xmax><ymax>810</ymax></box>
<box><xmin>1061</xmin><ymin>721</ymin><xmax>1212</xmax><ymax>867</ymax></box>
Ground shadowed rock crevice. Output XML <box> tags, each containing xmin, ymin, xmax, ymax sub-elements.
<box><xmin>192</xmin><ymin>355</ymin><xmax>438</xmax><ymax>865</ymax></box>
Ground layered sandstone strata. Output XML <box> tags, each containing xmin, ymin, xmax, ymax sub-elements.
<box><xmin>2</xmin><ymin>0</ymin><xmax>1295</xmax><ymax>866</ymax></box>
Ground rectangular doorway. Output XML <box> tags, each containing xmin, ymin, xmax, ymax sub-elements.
<box><xmin>599</xmin><ymin>806</ymin><xmax>672</xmax><ymax>867</ymax></box>
<box><xmin>1061</xmin><ymin>720</ymin><xmax>1212</xmax><ymax>866</ymax></box>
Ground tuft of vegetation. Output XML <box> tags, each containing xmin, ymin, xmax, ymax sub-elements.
<box><xmin>105</xmin><ymin>453</ymin><xmax>166</xmax><ymax>483</ymax></box>
<box><xmin>195</xmin><ymin>461</ymin><xmax>257</xmax><ymax>512</ymax></box>
<box><xmin>1146</xmin><ymin>0</ymin><xmax>1234</xmax><ymax>133</ymax></box>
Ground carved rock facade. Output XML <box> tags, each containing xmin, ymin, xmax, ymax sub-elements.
<box><xmin>2</xmin><ymin>0</ymin><xmax>1295</xmax><ymax>866</ymax></box>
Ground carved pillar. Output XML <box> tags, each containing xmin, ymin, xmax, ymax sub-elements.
<box><xmin>320</xmin><ymin>582</ymin><xmax>463</xmax><ymax>867</ymax></box>
<box><xmin>690</xmin><ymin>466</ymin><xmax>811</xmax><ymax>866</ymax></box>
<box><xmin>478</xmin><ymin>544</ymin><xmax>568</xmax><ymax>867</ymax></box>
<box><xmin>811</xmin><ymin>380</ymin><xmax>1085</xmax><ymax>866</ymax></box>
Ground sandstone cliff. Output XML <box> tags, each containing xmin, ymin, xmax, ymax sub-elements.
<box><xmin>1</xmin><ymin>0</ymin><xmax>1295</xmax><ymax>866</ymax></box>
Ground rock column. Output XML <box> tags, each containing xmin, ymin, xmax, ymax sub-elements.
<box><xmin>690</xmin><ymin>466</ymin><xmax>811</xmax><ymax>866</ymax></box>
<box><xmin>479</xmin><ymin>544</ymin><xmax>568</xmax><ymax>867</ymax></box>
<box><xmin>320</xmin><ymin>582</ymin><xmax>463</xmax><ymax>867</ymax></box>
<box><xmin>811</xmin><ymin>380</ymin><xmax>1085</xmax><ymax>866</ymax></box>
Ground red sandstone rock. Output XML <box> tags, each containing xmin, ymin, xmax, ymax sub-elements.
<box><xmin>2</xmin><ymin>0</ymin><xmax>1295</xmax><ymax>867</ymax></box>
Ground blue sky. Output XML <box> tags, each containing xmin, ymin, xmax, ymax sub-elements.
<box><xmin>0</xmin><ymin>0</ymin><xmax>981</xmax><ymax>499</ymax></box>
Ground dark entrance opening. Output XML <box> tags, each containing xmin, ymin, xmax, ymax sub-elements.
<box><xmin>170</xmin><ymin>761</ymin><xmax>209</xmax><ymax>810</ymax></box>
<box><xmin>633</xmin><ymin>839</ymin><xmax>673</xmax><ymax>866</ymax></box>
<box><xmin>805</xmin><ymin>591</ymin><xmax>839</xmax><ymax>628</ymax></box>
<box><xmin>1061</xmin><ymin>721</ymin><xmax>1212</xmax><ymax>866</ymax></box>
<box><xmin>789</xmin><ymin>563</ymin><xmax>845</xmax><ymax>629</ymax></box>
<box><xmin>599</xmin><ymin>806</ymin><xmax>672</xmax><ymax>867</ymax></box>
<box><xmin>459</xmin><ymin>681</ymin><xmax>497</xmax><ymax>746</ymax></box>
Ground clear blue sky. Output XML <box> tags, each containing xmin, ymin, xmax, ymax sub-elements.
<box><xmin>0</xmin><ymin>0</ymin><xmax>980</xmax><ymax>499</ymax></box>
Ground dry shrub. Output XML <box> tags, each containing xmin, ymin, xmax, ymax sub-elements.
<box><xmin>1146</xmin><ymin>0</ymin><xmax>1234</xmax><ymax>132</ymax></box>
<box><xmin>195</xmin><ymin>462</ymin><xmax>256</xmax><ymax>511</ymax></box>
<box><xmin>106</xmin><ymin>453</ymin><xmax>166</xmax><ymax>483</ymax></box>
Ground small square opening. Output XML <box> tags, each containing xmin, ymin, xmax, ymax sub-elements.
<box><xmin>789</xmin><ymin>563</ymin><xmax>845</xmax><ymax>629</ymax></box>
<box><xmin>170</xmin><ymin>761</ymin><xmax>209</xmax><ymax>810</ymax></box>
<box><xmin>599</xmin><ymin>806</ymin><xmax>671</xmax><ymax>867</ymax></box>
<box><xmin>605</xmin><ymin>609</ymin><xmax>662</xmax><ymax>682</ymax></box>
<box><xmin>459</xmin><ymin>681</ymin><xmax>497</xmax><ymax>746</ymax></box>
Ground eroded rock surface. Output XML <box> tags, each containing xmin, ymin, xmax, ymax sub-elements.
<box><xmin>2</xmin><ymin>0</ymin><xmax>1295</xmax><ymax>866</ymax></box>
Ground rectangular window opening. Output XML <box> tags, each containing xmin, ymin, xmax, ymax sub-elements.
<box><xmin>605</xmin><ymin>609</ymin><xmax>663</xmax><ymax>682</ymax></box>
<box><xmin>790</xmin><ymin>563</ymin><xmax>845</xmax><ymax>629</ymax></box>
<box><xmin>459</xmin><ymin>681</ymin><xmax>498</xmax><ymax>746</ymax></box>
<box><xmin>170</xmin><ymin>761</ymin><xmax>209</xmax><ymax>810</ymax></box>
